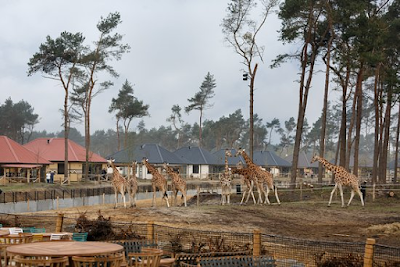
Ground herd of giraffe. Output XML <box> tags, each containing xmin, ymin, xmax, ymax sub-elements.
<box><xmin>107</xmin><ymin>150</ymin><xmax>365</xmax><ymax>208</ymax></box>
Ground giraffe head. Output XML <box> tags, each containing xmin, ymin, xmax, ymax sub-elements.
<box><xmin>225</xmin><ymin>149</ymin><xmax>233</xmax><ymax>158</ymax></box>
<box><xmin>107</xmin><ymin>158</ymin><xmax>115</xmax><ymax>167</ymax></box>
<box><xmin>235</xmin><ymin>148</ymin><xmax>245</xmax><ymax>157</ymax></box>
<box><xmin>141</xmin><ymin>157</ymin><xmax>148</xmax><ymax>165</ymax></box>
<box><xmin>162</xmin><ymin>162</ymin><xmax>169</xmax><ymax>171</ymax></box>
<box><xmin>310</xmin><ymin>155</ymin><xmax>321</xmax><ymax>164</ymax></box>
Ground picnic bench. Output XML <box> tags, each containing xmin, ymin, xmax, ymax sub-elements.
<box><xmin>178</xmin><ymin>255</ymin><xmax>276</xmax><ymax>267</ymax></box>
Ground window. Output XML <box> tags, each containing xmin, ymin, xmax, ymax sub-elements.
<box><xmin>57</xmin><ymin>163</ymin><xmax>64</xmax><ymax>175</ymax></box>
<box><xmin>193</xmin><ymin>165</ymin><xmax>199</xmax><ymax>174</ymax></box>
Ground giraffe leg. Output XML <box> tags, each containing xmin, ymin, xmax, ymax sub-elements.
<box><xmin>240</xmin><ymin>188</ymin><xmax>247</xmax><ymax>205</ymax></box>
<box><xmin>328</xmin><ymin>183</ymin><xmax>338</xmax><ymax>207</ymax></box>
<box><xmin>182</xmin><ymin>191</ymin><xmax>187</xmax><ymax>207</ymax></box>
<box><xmin>245</xmin><ymin>186</ymin><xmax>252</xmax><ymax>204</ymax></box>
<box><xmin>247</xmin><ymin>183</ymin><xmax>257</xmax><ymax>205</ymax></box>
<box><xmin>274</xmin><ymin>185</ymin><xmax>281</xmax><ymax>205</ymax></box>
<box><xmin>122</xmin><ymin>191</ymin><xmax>127</xmax><ymax>208</ymax></box>
<box><xmin>356</xmin><ymin>187</ymin><xmax>365</xmax><ymax>206</ymax></box>
<box><xmin>264</xmin><ymin>186</ymin><xmax>271</xmax><ymax>205</ymax></box>
<box><xmin>246</xmin><ymin>181</ymin><xmax>257</xmax><ymax>204</ymax></box>
<box><xmin>259</xmin><ymin>184</ymin><xmax>267</xmax><ymax>205</ymax></box>
<box><xmin>174</xmin><ymin>190</ymin><xmax>178</xmax><ymax>207</ymax></box>
<box><xmin>163</xmin><ymin>191</ymin><xmax>170</xmax><ymax>208</ymax></box>
<box><xmin>347</xmin><ymin>189</ymin><xmax>355</xmax><ymax>207</ymax></box>
<box><xmin>338</xmin><ymin>184</ymin><xmax>345</xmax><ymax>207</ymax></box>
<box><xmin>152</xmin><ymin>189</ymin><xmax>156</xmax><ymax>207</ymax></box>
<box><xmin>114</xmin><ymin>190</ymin><xmax>118</xmax><ymax>209</ymax></box>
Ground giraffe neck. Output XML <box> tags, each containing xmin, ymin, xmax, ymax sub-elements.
<box><xmin>241</xmin><ymin>151</ymin><xmax>255</xmax><ymax>169</ymax></box>
<box><xmin>145</xmin><ymin>162</ymin><xmax>158</xmax><ymax>175</ymax></box>
<box><xmin>316</xmin><ymin>157</ymin><xmax>339</xmax><ymax>174</ymax></box>
<box><xmin>224</xmin><ymin>157</ymin><xmax>229</xmax><ymax>174</ymax></box>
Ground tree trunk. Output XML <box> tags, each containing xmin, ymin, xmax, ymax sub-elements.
<box><xmin>319</xmin><ymin>29</ymin><xmax>333</xmax><ymax>184</ymax></box>
<box><xmin>346</xmin><ymin>88</ymin><xmax>357</xmax><ymax>171</ymax></box>
<box><xmin>394</xmin><ymin>103</ymin><xmax>400</xmax><ymax>184</ymax></box>
<box><xmin>372</xmin><ymin>65</ymin><xmax>381</xmax><ymax>184</ymax></box>
<box><xmin>291</xmin><ymin>43</ymin><xmax>317</xmax><ymax>187</ymax></box>
<box><xmin>249</xmin><ymin>63</ymin><xmax>258</xmax><ymax>161</ymax></box>
<box><xmin>199</xmin><ymin>109</ymin><xmax>203</xmax><ymax>147</ymax></box>
<box><xmin>379</xmin><ymin>83</ymin><xmax>392</xmax><ymax>184</ymax></box>
<box><xmin>116</xmin><ymin>119</ymin><xmax>120</xmax><ymax>152</ymax></box>
<box><xmin>64</xmin><ymin>90</ymin><xmax>70</xmax><ymax>184</ymax></box>
<box><xmin>352</xmin><ymin>65</ymin><xmax>364</xmax><ymax>176</ymax></box>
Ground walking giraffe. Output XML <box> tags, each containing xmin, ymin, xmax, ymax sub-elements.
<box><xmin>126</xmin><ymin>161</ymin><xmax>138</xmax><ymax>207</ymax></box>
<box><xmin>231</xmin><ymin>167</ymin><xmax>257</xmax><ymax>205</ymax></box>
<box><xmin>311</xmin><ymin>155</ymin><xmax>365</xmax><ymax>207</ymax></box>
<box><xmin>235</xmin><ymin>148</ymin><xmax>280</xmax><ymax>205</ymax></box>
<box><xmin>107</xmin><ymin>159</ymin><xmax>127</xmax><ymax>208</ymax></box>
<box><xmin>220</xmin><ymin>149</ymin><xmax>233</xmax><ymax>205</ymax></box>
<box><xmin>163</xmin><ymin>163</ymin><xmax>187</xmax><ymax>207</ymax></box>
<box><xmin>142</xmin><ymin>158</ymin><xmax>170</xmax><ymax>208</ymax></box>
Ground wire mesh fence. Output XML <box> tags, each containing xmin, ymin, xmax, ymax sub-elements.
<box><xmin>0</xmin><ymin>212</ymin><xmax>399</xmax><ymax>266</ymax></box>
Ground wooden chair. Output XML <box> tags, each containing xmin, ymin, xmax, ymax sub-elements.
<box><xmin>127</xmin><ymin>251</ymin><xmax>161</xmax><ymax>267</ymax></box>
<box><xmin>22</xmin><ymin>227</ymin><xmax>35</xmax><ymax>233</ymax></box>
<box><xmin>72</xmin><ymin>253</ymin><xmax>124</xmax><ymax>267</ymax></box>
<box><xmin>30</xmin><ymin>228</ymin><xmax>46</xmax><ymax>233</ymax></box>
<box><xmin>31</xmin><ymin>234</ymin><xmax>43</xmax><ymax>243</ymax></box>
<box><xmin>50</xmin><ymin>233</ymin><xmax>69</xmax><ymax>241</ymax></box>
<box><xmin>9</xmin><ymin>228</ymin><xmax>23</xmax><ymax>235</ymax></box>
<box><xmin>13</xmin><ymin>255</ymin><xmax>69</xmax><ymax>267</ymax></box>
<box><xmin>72</xmin><ymin>233</ymin><xmax>88</xmax><ymax>242</ymax></box>
<box><xmin>0</xmin><ymin>234</ymin><xmax>33</xmax><ymax>267</ymax></box>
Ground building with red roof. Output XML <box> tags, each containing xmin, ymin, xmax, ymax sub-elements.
<box><xmin>24</xmin><ymin>138</ymin><xmax>107</xmax><ymax>183</ymax></box>
<box><xmin>0</xmin><ymin>136</ymin><xmax>51</xmax><ymax>183</ymax></box>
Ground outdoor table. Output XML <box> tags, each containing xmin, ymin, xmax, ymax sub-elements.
<box><xmin>0</xmin><ymin>230</ymin><xmax>9</xmax><ymax>237</ymax></box>
<box><xmin>6</xmin><ymin>241</ymin><xmax>124</xmax><ymax>265</ymax></box>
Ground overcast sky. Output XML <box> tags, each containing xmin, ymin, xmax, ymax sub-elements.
<box><xmin>1</xmin><ymin>0</ymin><xmax>333</xmax><ymax>137</ymax></box>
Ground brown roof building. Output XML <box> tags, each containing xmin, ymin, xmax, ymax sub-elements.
<box><xmin>24</xmin><ymin>138</ymin><xmax>107</xmax><ymax>183</ymax></box>
<box><xmin>0</xmin><ymin>136</ymin><xmax>51</xmax><ymax>183</ymax></box>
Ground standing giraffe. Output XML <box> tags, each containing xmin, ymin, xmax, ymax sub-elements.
<box><xmin>142</xmin><ymin>158</ymin><xmax>170</xmax><ymax>208</ymax></box>
<box><xmin>163</xmin><ymin>163</ymin><xmax>187</xmax><ymax>207</ymax></box>
<box><xmin>311</xmin><ymin>155</ymin><xmax>365</xmax><ymax>207</ymax></box>
<box><xmin>126</xmin><ymin>161</ymin><xmax>138</xmax><ymax>208</ymax></box>
<box><xmin>231</xmin><ymin>167</ymin><xmax>257</xmax><ymax>205</ymax></box>
<box><xmin>235</xmin><ymin>149</ymin><xmax>281</xmax><ymax>205</ymax></box>
<box><xmin>107</xmin><ymin>159</ymin><xmax>127</xmax><ymax>208</ymax></box>
<box><xmin>220</xmin><ymin>149</ymin><xmax>233</xmax><ymax>205</ymax></box>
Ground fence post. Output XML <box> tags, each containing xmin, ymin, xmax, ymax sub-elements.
<box><xmin>55</xmin><ymin>213</ymin><xmax>64</xmax><ymax>233</ymax></box>
<box><xmin>363</xmin><ymin>238</ymin><xmax>375</xmax><ymax>267</ymax></box>
<box><xmin>253</xmin><ymin>229</ymin><xmax>261</xmax><ymax>256</ymax></box>
<box><xmin>372</xmin><ymin>184</ymin><xmax>376</xmax><ymax>201</ymax></box>
<box><xmin>147</xmin><ymin>221</ymin><xmax>155</xmax><ymax>242</ymax></box>
<box><xmin>196</xmin><ymin>185</ymin><xmax>200</xmax><ymax>206</ymax></box>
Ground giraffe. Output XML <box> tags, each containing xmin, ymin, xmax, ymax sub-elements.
<box><xmin>220</xmin><ymin>149</ymin><xmax>233</xmax><ymax>205</ymax></box>
<box><xmin>126</xmin><ymin>161</ymin><xmax>138</xmax><ymax>208</ymax></box>
<box><xmin>142</xmin><ymin>158</ymin><xmax>170</xmax><ymax>208</ymax></box>
<box><xmin>107</xmin><ymin>159</ymin><xmax>127</xmax><ymax>208</ymax></box>
<box><xmin>311</xmin><ymin>155</ymin><xmax>365</xmax><ymax>207</ymax></box>
<box><xmin>235</xmin><ymin>148</ymin><xmax>281</xmax><ymax>205</ymax></box>
<box><xmin>163</xmin><ymin>163</ymin><xmax>187</xmax><ymax>207</ymax></box>
<box><xmin>231</xmin><ymin>167</ymin><xmax>257</xmax><ymax>205</ymax></box>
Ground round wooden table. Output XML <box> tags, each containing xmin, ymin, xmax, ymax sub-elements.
<box><xmin>0</xmin><ymin>230</ymin><xmax>9</xmax><ymax>237</ymax></box>
<box><xmin>7</xmin><ymin>241</ymin><xmax>123</xmax><ymax>257</ymax></box>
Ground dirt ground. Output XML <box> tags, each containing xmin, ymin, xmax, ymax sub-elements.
<box><xmin>22</xmin><ymin>191</ymin><xmax>400</xmax><ymax>247</ymax></box>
